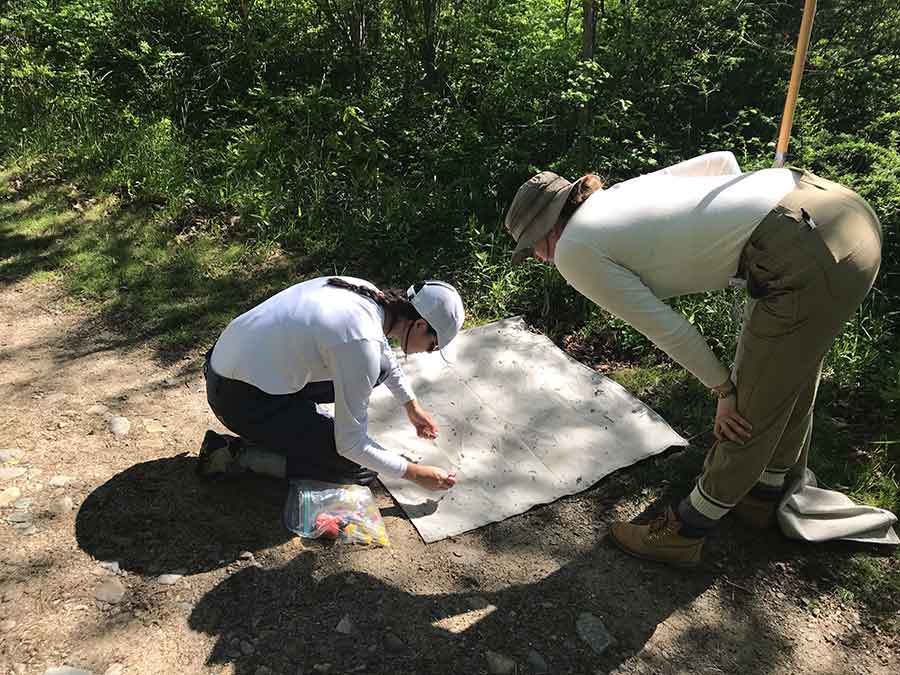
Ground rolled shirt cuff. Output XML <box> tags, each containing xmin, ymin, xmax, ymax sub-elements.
<box><xmin>339</xmin><ymin>438</ymin><xmax>408</xmax><ymax>479</ymax></box>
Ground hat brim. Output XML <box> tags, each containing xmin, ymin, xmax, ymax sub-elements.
<box><xmin>510</xmin><ymin>178</ymin><xmax>582</xmax><ymax>265</ymax></box>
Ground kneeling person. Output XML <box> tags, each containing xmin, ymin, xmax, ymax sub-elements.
<box><xmin>199</xmin><ymin>276</ymin><xmax>464</xmax><ymax>491</ymax></box>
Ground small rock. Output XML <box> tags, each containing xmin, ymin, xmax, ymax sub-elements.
<box><xmin>142</xmin><ymin>418</ymin><xmax>165</xmax><ymax>433</ymax></box>
<box><xmin>58</xmin><ymin>421</ymin><xmax>70</xmax><ymax>429</ymax></box>
<box><xmin>0</xmin><ymin>448</ymin><xmax>24</xmax><ymax>463</ymax></box>
<box><xmin>240</xmin><ymin>640</ymin><xmax>255</xmax><ymax>655</ymax></box>
<box><xmin>98</xmin><ymin>561</ymin><xmax>120</xmax><ymax>574</ymax></box>
<box><xmin>14</xmin><ymin>498</ymin><xmax>32</xmax><ymax>509</ymax></box>
<box><xmin>526</xmin><ymin>649</ymin><xmax>549</xmax><ymax>673</ymax></box>
<box><xmin>0</xmin><ymin>467</ymin><xmax>26</xmax><ymax>480</ymax></box>
<box><xmin>104</xmin><ymin>665</ymin><xmax>124</xmax><ymax>675</ymax></box>
<box><xmin>335</xmin><ymin>614</ymin><xmax>354</xmax><ymax>634</ymax></box>
<box><xmin>86</xmin><ymin>404</ymin><xmax>109</xmax><ymax>416</ymax></box>
<box><xmin>49</xmin><ymin>475</ymin><xmax>74</xmax><ymax>487</ymax></box>
<box><xmin>485</xmin><ymin>650</ymin><xmax>516</xmax><ymax>675</ymax></box>
<box><xmin>43</xmin><ymin>668</ymin><xmax>94</xmax><ymax>675</ymax></box>
<box><xmin>110</xmin><ymin>416</ymin><xmax>131</xmax><ymax>437</ymax></box>
<box><xmin>95</xmin><ymin>578</ymin><xmax>126</xmax><ymax>604</ymax></box>
<box><xmin>384</xmin><ymin>633</ymin><xmax>404</xmax><ymax>652</ymax></box>
<box><xmin>576</xmin><ymin>613</ymin><xmax>615</xmax><ymax>656</ymax></box>
<box><xmin>52</xmin><ymin>496</ymin><xmax>75</xmax><ymax>514</ymax></box>
<box><xmin>1</xmin><ymin>619</ymin><xmax>17</xmax><ymax>631</ymax></box>
<box><xmin>0</xmin><ymin>487</ymin><xmax>21</xmax><ymax>506</ymax></box>
<box><xmin>6</xmin><ymin>511</ymin><xmax>31</xmax><ymax>524</ymax></box>
<box><xmin>157</xmin><ymin>574</ymin><xmax>182</xmax><ymax>585</ymax></box>
<box><xmin>239</xmin><ymin>551</ymin><xmax>255</xmax><ymax>560</ymax></box>
<box><xmin>44</xmin><ymin>392</ymin><xmax>68</xmax><ymax>404</ymax></box>
<box><xmin>22</xmin><ymin>525</ymin><xmax>39</xmax><ymax>535</ymax></box>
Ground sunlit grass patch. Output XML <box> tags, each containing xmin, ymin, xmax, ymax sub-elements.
<box><xmin>29</xmin><ymin>269</ymin><xmax>60</xmax><ymax>285</ymax></box>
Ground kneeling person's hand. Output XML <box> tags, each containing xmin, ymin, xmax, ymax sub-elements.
<box><xmin>404</xmin><ymin>463</ymin><xmax>457</xmax><ymax>491</ymax></box>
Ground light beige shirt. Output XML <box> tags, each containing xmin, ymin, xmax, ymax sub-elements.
<box><xmin>554</xmin><ymin>152</ymin><xmax>799</xmax><ymax>387</ymax></box>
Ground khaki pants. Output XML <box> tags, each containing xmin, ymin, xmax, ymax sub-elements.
<box><xmin>688</xmin><ymin>170</ymin><xmax>883</xmax><ymax>520</ymax></box>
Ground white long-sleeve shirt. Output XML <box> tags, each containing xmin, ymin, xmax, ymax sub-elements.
<box><xmin>210</xmin><ymin>276</ymin><xmax>414</xmax><ymax>477</ymax></box>
<box><xmin>554</xmin><ymin>152</ymin><xmax>799</xmax><ymax>388</ymax></box>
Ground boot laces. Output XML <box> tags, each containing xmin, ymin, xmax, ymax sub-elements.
<box><xmin>647</xmin><ymin>510</ymin><xmax>678</xmax><ymax>542</ymax></box>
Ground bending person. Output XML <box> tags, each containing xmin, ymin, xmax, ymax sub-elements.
<box><xmin>198</xmin><ymin>276</ymin><xmax>464</xmax><ymax>491</ymax></box>
<box><xmin>504</xmin><ymin>151</ymin><xmax>882</xmax><ymax>565</ymax></box>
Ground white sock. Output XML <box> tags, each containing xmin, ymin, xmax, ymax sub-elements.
<box><xmin>238</xmin><ymin>448</ymin><xmax>287</xmax><ymax>478</ymax></box>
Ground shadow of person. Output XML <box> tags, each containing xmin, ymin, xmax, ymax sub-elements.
<box><xmin>186</xmin><ymin>492</ymin><xmax>805</xmax><ymax>675</ymax></box>
<box><xmin>75</xmin><ymin>454</ymin><xmax>293</xmax><ymax>574</ymax></box>
<box><xmin>380</xmin><ymin>498</ymin><xmax>441</xmax><ymax>519</ymax></box>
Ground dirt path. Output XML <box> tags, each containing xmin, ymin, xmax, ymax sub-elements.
<box><xmin>1</xmin><ymin>277</ymin><xmax>897</xmax><ymax>675</ymax></box>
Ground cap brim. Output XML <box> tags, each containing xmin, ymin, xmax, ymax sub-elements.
<box><xmin>438</xmin><ymin>342</ymin><xmax>459</xmax><ymax>363</ymax></box>
<box><xmin>508</xmin><ymin>178</ymin><xmax>582</xmax><ymax>265</ymax></box>
<box><xmin>511</xmin><ymin>243</ymin><xmax>536</xmax><ymax>265</ymax></box>
<box><xmin>431</xmin><ymin>326</ymin><xmax>460</xmax><ymax>363</ymax></box>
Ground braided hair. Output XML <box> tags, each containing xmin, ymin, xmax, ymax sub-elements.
<box><xmin>326</xmin><ymin>277</ymin><xmax>426</xmax><ymax>333</ymax></box>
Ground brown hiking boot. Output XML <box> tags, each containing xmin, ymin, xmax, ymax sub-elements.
<box><xmin>732</xmin><ymin>494</ymin><xmax>778</xmax><ymax>530</ymax></box>
<box><xmin>608</xmin><ymin>506</ymin><xmax>704</xmax><ymax>568</ymax></box>
<box><xmin>196</xmin><ymin>430</ymin><xmax>246</xmax><ymax>477</ymax></box>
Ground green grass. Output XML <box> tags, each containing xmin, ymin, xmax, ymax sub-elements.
<box><xmin>0</xmin><ymin>174</ymin><xmax>330</xmax><ymax>358</ymax></box>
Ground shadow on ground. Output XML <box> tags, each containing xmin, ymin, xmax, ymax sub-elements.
<box><xmin>74</xmin><ymin>456</ymin><xmax>293</xmax><ymax>574</ymax></box>
<box><xmin>67</xmin><ymin>446</ymin><xmax>898</xmax><ymax>673</ymax></box>
<box><xmin>185</xmin><ymin>500</ymin><xmax>798</xmax><ymax>675</ymax></box>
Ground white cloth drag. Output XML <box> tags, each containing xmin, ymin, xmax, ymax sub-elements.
<box><xmin>779</xmin><ymin>468</ymin><xmax>899</xmax><ymax>544</ymax></box>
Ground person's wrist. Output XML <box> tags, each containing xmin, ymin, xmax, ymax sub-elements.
<box><xmin>403</xmin><ymin>462</ymin><xmax>419</xmax><ymax>480</ymax></box>
<box><xmin>713</xmin><ymin>379</ymin><xmax>736</xmax><ymax>399</ymax></box>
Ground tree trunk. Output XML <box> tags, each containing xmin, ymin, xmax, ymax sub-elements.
<box><xmin>581</xmin><ymin>0</ymin><xmax>594</xmax><ymax>61</ymax></box>
<box><xmin>579</xmin><ymin>0</ymin><xmax>595</xmax><ymax>129</ymax></box>
<box><xmin>421</xmin><ymin>0</ymin><xmax>440</xmax><ymax>86</ymax></box>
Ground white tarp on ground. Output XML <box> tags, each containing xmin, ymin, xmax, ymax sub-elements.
<box><xmin>368</xmin><ymin>317</ymin><xmax>688</xmax><ymax>543</ymax></box>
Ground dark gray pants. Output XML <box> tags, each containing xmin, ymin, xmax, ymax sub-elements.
<box><xmin>203</xmin><ymin>351</ymin><xmax>383</xmax><ymax>484</ymax></box>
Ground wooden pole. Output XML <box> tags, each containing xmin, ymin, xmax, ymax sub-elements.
<box><xmin>773</xmin><ymin>0</ymin><xmax>818</xmax><ymax>168</ymax></box>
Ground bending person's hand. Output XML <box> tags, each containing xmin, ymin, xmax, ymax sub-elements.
<box><xmin>404</xmin><ymin>399</ymin><xmax>439</xmax><ymax>439</ymax></box>
<box><xmin>714</xmin><ymin>393</ymin><xmax>753</xmax><ymax>444</ymax></box>
<box><xmin>404</xmin><ymin>463</ymin><xmax>457</xmax><ymax>491</ymax></box>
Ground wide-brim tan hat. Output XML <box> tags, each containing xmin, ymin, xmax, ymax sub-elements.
<box><xmin>504</xmin><ymin>171</ymin><xmax>583</xmax><ymax>264</ymax></box>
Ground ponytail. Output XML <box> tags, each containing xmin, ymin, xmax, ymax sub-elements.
<box><xmin>326</xmin><ymin>278</ymin><xmax>423</xmax><ymax>330</ymax></box>
<box><xmin>559</xmin><ymin>174</ymin><xmax>604</xmax><ymax>225</ymax></box>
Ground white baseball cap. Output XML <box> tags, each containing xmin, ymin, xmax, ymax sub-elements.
<box><xmin>407</xmin><ymin>280</ymin><xmax>465</xmax><ymax>354</ymax></box>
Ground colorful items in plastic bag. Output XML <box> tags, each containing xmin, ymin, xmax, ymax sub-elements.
<box><xmin>283</xmin><ymin>479</ymin><xmax>390</xmax><ymax>546</ymax></box>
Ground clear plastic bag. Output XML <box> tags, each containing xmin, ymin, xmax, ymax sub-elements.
<box><xmin>283</xmin><ymin>479</ymin><xmax>390</xmax><ymax>546</ymax></box>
